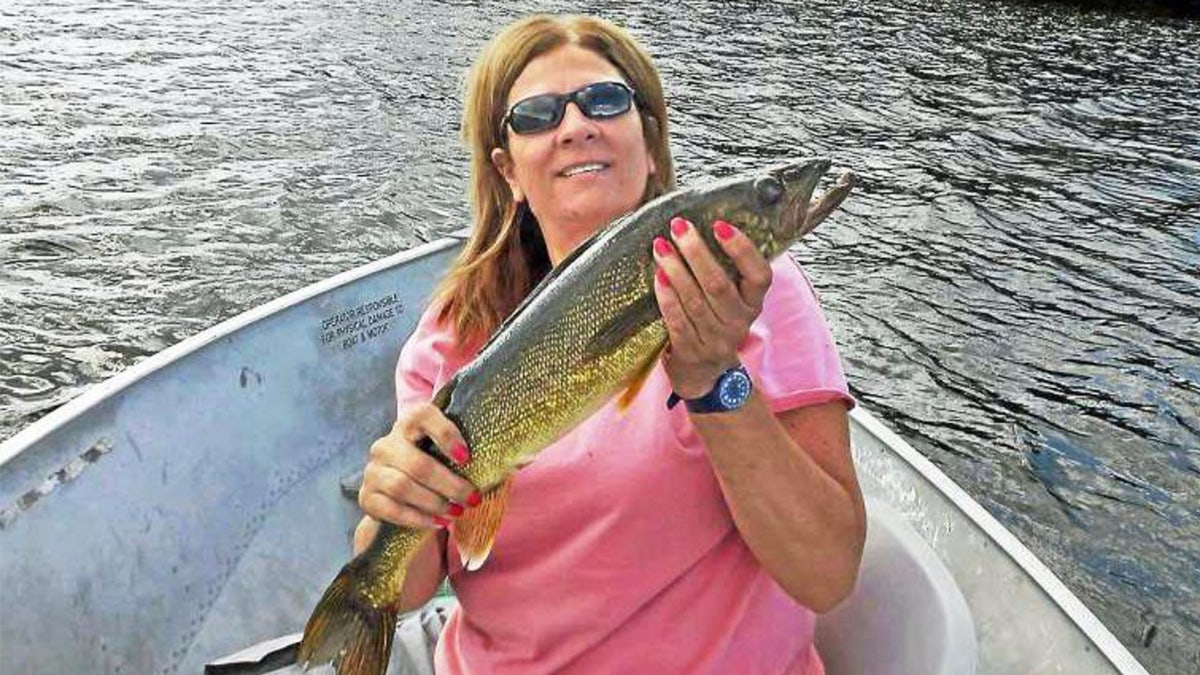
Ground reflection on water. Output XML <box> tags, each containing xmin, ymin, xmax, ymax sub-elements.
<box><xmin>1</xmin><ymin>0</ymin><xmax>1197</xmax><ymax>671</ymax></box>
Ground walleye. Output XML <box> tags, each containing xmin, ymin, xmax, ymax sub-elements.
<box><xmin>298</xmin><ymin>158</ymin><xmax>857</xmax><ymax>674</ymax></box>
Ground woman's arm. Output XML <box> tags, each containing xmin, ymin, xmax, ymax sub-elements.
<box><xmin>354</xmin><ymin>404</ymin><xmax>481</xmax><ymax>612</ymax></box>
<box><xmin>652</xmin><ymin>216</ymin><xmax>865</xmax><ymax>611</ymax></box>
<box><xmin>688</xmin><ymin>396</ymin><xmax>865</xmax><ymax>611</ymax></box>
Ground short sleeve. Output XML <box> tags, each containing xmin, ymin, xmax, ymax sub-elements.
<box><xmin>394</xmin><ymin>304</ymin><xmax>475</xmax><ymax>414</ymax></box>
<box><xmin>740</xmin><ymin>256</ymin><xmax>854</xmax><ymax>412</ymax></box>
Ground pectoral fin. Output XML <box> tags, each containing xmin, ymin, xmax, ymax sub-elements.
<box><xmin>584</xmin><ymin>293</ymin><xmax>661</xmax><ymax>362</ymax></box>
<box><xmin>452</xmin><ymin>478</ymin><xmax>512</xmax><ymax>571</ymax></box>
<box><xmin>616</xmin><ymin>343</ymin><xmax>666</xmax><ymax>411</ymax></box>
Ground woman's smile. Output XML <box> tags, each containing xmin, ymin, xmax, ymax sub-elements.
<box><xmin>558</xmin><ymin>160</ymin><xmax>611</xmax><ymax>178</ymax></box>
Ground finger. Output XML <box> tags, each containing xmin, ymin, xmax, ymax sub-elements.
<box><xmin>806</xmin><ymin>170</ymin><xmax>857</xmax><ymax>230</ymax></box>
<box><xmin>712</xmin><ymin>220</ymin><xmax>773</xmax><ymax>310</ymax></box>
<box><xmin>406</xmin><ymin>405</ymin><xmax>471</xmax><ymax>466</ymax></box>
<box><xmin>653</xmin><ymin>264</ymin><xmax>704</xmax><ymax>354</ymax></box>
<box><xmin>666</xmin><ymin>217</ymin><xmax>750</xmax><ymax>324</ymax></box>
<box><xmin>395</xmin><ymin>443</ymin><xmax>478</xmax><ymax>506</ymax></box>
<box><xmin>359</xmin><ymin>486</ymin><xmax>443</xmax><ymax>530</ymax></box>
<box><xmin>654</xmin><ymin>226</ymin><xmax>723</xmax><ymax>340</ymax></box>
<box><xmin>374</xmin><ymin>463</ymin><xmax>462</xmax><ymax>517</ymax></box>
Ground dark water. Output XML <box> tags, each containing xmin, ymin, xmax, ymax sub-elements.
<box><xmin>2</xmin><ymin>0</ymin><xmax>1197</xmax><ymax>671</ymax></box>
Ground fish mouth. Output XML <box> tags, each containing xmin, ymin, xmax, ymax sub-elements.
<box><xmin>771</xmin><ymin>158</ymin><xmax>857</xmax><ymax>242</ymax></box>
<box><xmin>772</xmin><ymin>158</ymin><xmax>830</xmax><ymax>233</ymax></box>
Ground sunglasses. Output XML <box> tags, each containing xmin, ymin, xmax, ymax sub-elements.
<box><xmin>503</xmin><ymin>81</ymin><xmax>638</xmax><ymax>135</ymax></box>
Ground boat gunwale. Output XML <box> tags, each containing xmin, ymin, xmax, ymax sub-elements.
<box><xmin>850</xmin><ymin>406</ymin><xmax>1149</xmax><ymax>675</ymax></box>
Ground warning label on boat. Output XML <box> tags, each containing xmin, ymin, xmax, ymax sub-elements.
<box><xmin>319</xmin><ymin>293</ymin><xmax>404</xmax><ymax>350</ymax></box>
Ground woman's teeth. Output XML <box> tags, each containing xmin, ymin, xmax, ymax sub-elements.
<box><xmin>562</xmin><ymin>162</ymin><xmax>607</xmax><ymax>177</ymax></box>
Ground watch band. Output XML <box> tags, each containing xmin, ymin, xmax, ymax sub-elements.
<box><xmin>666</xmin><ymin>364</ymin><xmax>753</xmax><ymax>414</ymax></box>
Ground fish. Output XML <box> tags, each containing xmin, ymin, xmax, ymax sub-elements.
<box><xmin>297</xmin><ymin>158</ymin><xmax>857</xmax><ymax>675</ymax></box>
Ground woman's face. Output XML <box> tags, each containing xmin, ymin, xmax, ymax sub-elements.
<box><xmin>492</xmin><ymin>44</ymin><xmax>656</xmax><ymax>260</ymax></box>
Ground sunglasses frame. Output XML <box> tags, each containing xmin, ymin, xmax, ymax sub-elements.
<box><xmin>502</xmin><ymin>81</ymin><xmax>638</xmax><ymax>136</ymax></box>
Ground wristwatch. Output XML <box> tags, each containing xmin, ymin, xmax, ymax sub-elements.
<box><xmin>666</xmin><ymin>364</ymin><xmax>754</xmax><ymax>414</ymax></box>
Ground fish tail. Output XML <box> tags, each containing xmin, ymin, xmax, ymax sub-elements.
<box><xmin>297</xmin><ymin>556</ymin><xmax>400</xmax><ymax>675</ymax></box>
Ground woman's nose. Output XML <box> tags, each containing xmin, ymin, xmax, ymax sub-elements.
<box><xmin>556</xmin><ymin>101</ymin><xmax>598</xmax><ymax>145</ymax></box>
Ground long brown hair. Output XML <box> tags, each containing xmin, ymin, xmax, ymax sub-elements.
<box><xmin>433</xmin><ymin>15</ymin><xmax>676</xmax><ymax>347</ymax></box>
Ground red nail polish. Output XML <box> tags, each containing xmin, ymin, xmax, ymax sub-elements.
<box><xmin>670</xmin><ymin>217</ymin><xmax>689</xmax><ymax>237</ymax></box>
<box><xmin>656</xmin><ymin>267</ymin><xmax>671</xmax><ymax>286</ymax></box>
<box><xmin>467</xmin><ymin>491</ymin><xmax>482</xmax><ymax>507</ymax></box>
<box><xmin>653</xmin><ymin>237</ymin><xmax>673</xmax><ymax>256</ymax></box>
<box><xmin>433</xmin><ymin>516</ymin><xmax>451</xmax><ymax>528</ymax></box>
<box><xmin>450</xmin><ymin>443</ymin><xmax>470</xmax><ymax>465</ymax></box>
<box><xmin>447</xmin><ymin>503</ymin><xmax>464</xmax><ymax>517</ymax></box>
<box><xmin>714</xmin><ymin>220</ymin><xmax>735</xmax><ymax>240</ymax></box>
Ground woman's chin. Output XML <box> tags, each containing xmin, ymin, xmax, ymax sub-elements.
<box><xmin>558</xmin><ymin>196</ymin><xmax>641</xmax><ymax>229</ymax></box>
<box><xmin>568</xmin><ymin>208</ymin><xmax>632</xmax><ymax>235</ymax></box>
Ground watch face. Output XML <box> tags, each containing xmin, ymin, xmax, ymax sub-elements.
<box><xmin>718</xmin><ymin>370</ymin><xmax>752</xmax><ymax>408</ymax></box>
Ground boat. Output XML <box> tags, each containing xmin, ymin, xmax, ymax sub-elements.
<box><xmin>0</xmin><ymin>229</ymin><xmax>1150</xmax><ymax>675</ymax></box>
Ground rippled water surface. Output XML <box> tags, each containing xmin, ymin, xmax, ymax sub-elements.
<box><xmin>2</xmin><ymin>0</ymin><xmax>1198</xmax><ymax>671</ymax></box>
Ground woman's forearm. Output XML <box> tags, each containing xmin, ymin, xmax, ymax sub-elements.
<box><xmin>690</xmin><ymin>395</ymin><xmax>866</xmax><ymax>612</ymax></box>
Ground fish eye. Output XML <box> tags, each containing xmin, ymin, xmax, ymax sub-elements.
<box><xmin>754</xmin><ymin>176</ymin><xmax>783</xmax><ymax>206</ymax></box>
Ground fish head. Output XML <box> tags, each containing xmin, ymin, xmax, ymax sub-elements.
<box><xmin>636</xmin><ymin>158</ymin><xmax>852</xmax><ymax>269</ymax></box>
<box><xmin>742</xmin><ymin>158</ymin><xmax>833</xmax><ymax>258</ymax></box>
<box><xmin>697</xmin><ymin>159</ymin><xmax>834</xmax><ymax>260</ymax></box>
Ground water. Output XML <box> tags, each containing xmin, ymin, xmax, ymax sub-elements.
<box><xmin>1</xmin><ymin>0</ymin><xmax>1197</xmax><ymax>671</ymax></box>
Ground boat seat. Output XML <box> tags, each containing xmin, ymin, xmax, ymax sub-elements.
<box><xmin>815</xmin><ymin>496</ymin><xmax>978</xmax><ymax>675</ymax></box>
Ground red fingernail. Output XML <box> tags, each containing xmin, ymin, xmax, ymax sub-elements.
<box><xmin>670</xmin><ymin>217</ymin><xmax>689</xmax><ymax>237</ymax></box>
<box><xmin>433</xmin><ymin>516</ymin><xmax>451</xmax><ymax>528</ymax></box>
<box><xmin>656</xmin><ymin>267</ymin><xmax>670</xmax><ymax>286</ymax></box>
<box><xmin>653</xmin><ymin>237</ymin><xmax>673</xmax><ymax>256</ymax></box>
<box><xmin>714</xmin><ymin>220</ymin><xmax>735</xmax><ymax>240</ymax></box>
<box><xmin>467</xmin><ymin>491</ymin><xmax>482</xmax><ymax>507</ymax></box>
<box><xmin>450</xmin><ymin>443</ymin><xmax>470</xmax><ymax>465</ymax></box>
<box><xmin>447</xmin><ymin>503</ymin><xmax>464</xmax><ymax>517</ymax></box>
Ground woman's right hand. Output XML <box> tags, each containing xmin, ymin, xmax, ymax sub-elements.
<box><xmin>357</xmin><ymin>402</ymin><xmax>481</xmax><ymax>532</ymax></box>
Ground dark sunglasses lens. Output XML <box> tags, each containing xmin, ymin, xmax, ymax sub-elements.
<box><xmin>509</xmin><ymin>95</ymin><xmax>562</xmax><ymax>134</ymax></box>
<box><xmin>581</xmin><ymin>83</ymin><xmax>633</xmax><ymax>118</ymax></box>
<box><xmin>507</xmin><ymin>83</ymin><xmax>634</xmax><ymax>134</ymax></box>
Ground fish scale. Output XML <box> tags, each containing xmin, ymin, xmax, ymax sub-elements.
<box><xmin>298</xmin><ymin>158</ymin><xmax>854</xmax><ymax>675</ymax></box>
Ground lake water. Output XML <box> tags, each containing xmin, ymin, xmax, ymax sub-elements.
<box><xmin>1</xmin><ymin>0</ymin><xmax>1197</xmax><ymax>671</ymax></box>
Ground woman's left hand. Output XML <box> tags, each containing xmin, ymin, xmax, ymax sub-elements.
<box><xmin>652</xmin><ymin>216</ymin><xmax>773</xmax><ymax>400</ymax></box>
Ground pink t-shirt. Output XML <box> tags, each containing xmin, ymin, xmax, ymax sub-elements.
<box><xmin>394</xmin><ymin>256</ymin><xmax>852</xmax><ymax>675</ymax></box>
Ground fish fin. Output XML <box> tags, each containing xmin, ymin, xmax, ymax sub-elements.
<box><xmin>452</xmin><ymin>478</ymin><xmax>512</xmax><ymax>572</ymax></box>
<box><xmin>616</xmin><ymin>343</ymin><xmax>666</xmax><ymax>411</ymax></box>
<box><xmin>584</xmin><ymin>293</ymin><xmax>661</xmax><ymax>362</ymax></box>
<box><xmin>297</xmin><ymin>553</ymin><xmax>399</xmax><ymax>675</ymax></box>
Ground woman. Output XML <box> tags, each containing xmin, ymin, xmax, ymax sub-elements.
<box><xmin>355</xmin><ymin>14</ymin><xmax>865</xmax><ymax>675</ymax></box>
